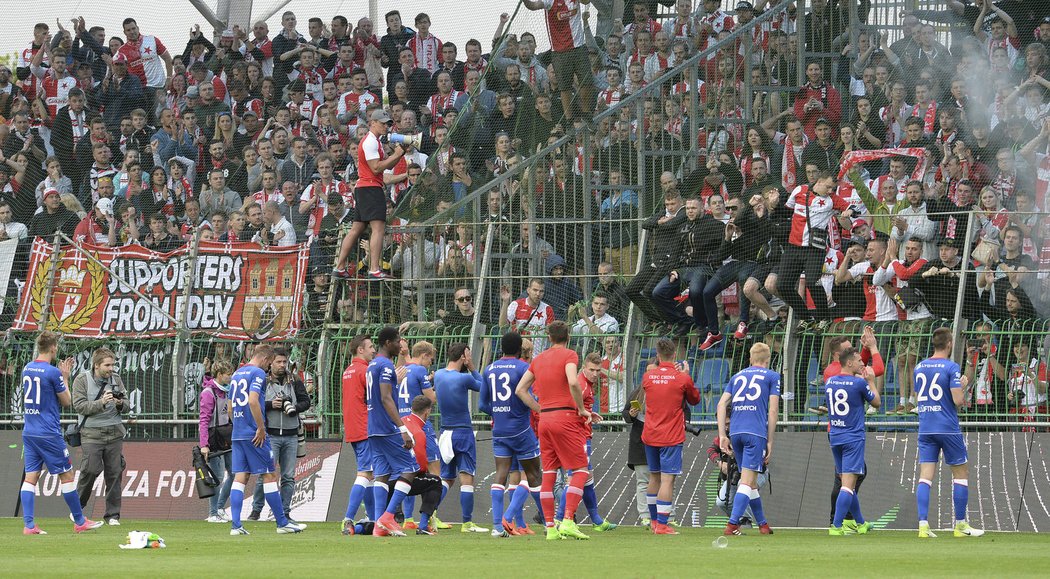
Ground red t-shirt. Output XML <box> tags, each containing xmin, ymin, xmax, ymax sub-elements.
<box><xmin>641</xmin><ymin>362</ymin><xmax>699</xmax><ymax>447</ymax></box>
<box><xmin>341</xmin><ymin>357</ymin><xmax>369</xmax><ymax>442</ymax></box>
<box><xmin>544</xmin><ymin>0</ymin><xmax>587</xmax><ymax>52</ymax></box>
<box><xmin>357</xmin><ymin>131</ymin><xmax>386</xmax><ymax>188</ymax></box>
<box><xmin>403</xmin><ymin>413</ymin><xmax>429</xmax><ymax>472</ymax></box>
<box><xmin>529</xmin><ymin>346</ymin><xmax>579</xmax><ymax>411</ymax></box>
<box><xmin>578</xmin><ymin>371</ymin><xmax>596</xmax><ymax>437</ymax></box>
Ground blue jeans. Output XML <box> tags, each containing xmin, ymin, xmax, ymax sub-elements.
<box><xmin>207</xmin><ymin>452</ymin><xmax>234</xmax><ymax>516</ymax></box>
<box><xmin>652</xmin><ymin>265</ymin><xmax>714</xmax><ymax>327</ymax></box>
<box><xmin>251</xmin><ymin>434</ymin><xmax>298</xmax><ymax>515</ymax></box>
<box><xmin>701</xmin><ymin>261</ymin><xmax>758</xmax><ymax>334</ymax></box>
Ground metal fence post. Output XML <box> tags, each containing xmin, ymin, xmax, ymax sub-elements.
<box><xmin>38</xmin><ymin>232</ymin><xmax>64</xmax><ymax>331</ymax></box>
<box><xmin>951</xmin><ymin>210</ymin><xmax>978</xmax><ymax>360</ymax></box>
<box><xmin>581</xmin><ymin>129</ymin><xmax>594</xmax><ymax>295</ymax></box>
<box><xmin>796</xmin><ymin>0</ymin><xmax>808</xmax><ymax>89</ymax></box>
<box><xmin>171</xmin><ymin>230</ymin><xmax>203</xmax><ymax>439</ymax></box>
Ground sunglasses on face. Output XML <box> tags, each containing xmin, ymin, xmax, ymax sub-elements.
<box><xmin>726</xmin><ymin>206</ymin><xmax>740</xmax><ymax>212</ymax></box>
<box><xmin>456</xmin><ymin>295</ymin><xmax>472</xmax><ymax>303</ymax></box>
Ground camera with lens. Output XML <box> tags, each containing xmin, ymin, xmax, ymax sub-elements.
<box><xmin>282</xmin><ymin>399</ymin><xmax>297</xmax><ymax>416</ymax></box>
<box><xmin>720</xmin><ymin>451</ymin><xmax>741</xmax><ymax>487</ymax></box>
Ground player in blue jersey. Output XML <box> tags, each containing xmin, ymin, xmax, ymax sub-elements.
<box><xmin>397</xmin><ymin>341</ymin><xmax>437</xmax><ymax>531</ymax></box>
<box><xmin>716</xmin><ymin>343</ymin><xmax>780</xmax><ymax>536</ymax></box>
<box><xmin>826</xmin><ymin>348</ymin><xmax>879</xmax><ymax>536</ymax></box>
<box><xmin>481</xmin><ymin>332</ymin><xmax>544</xmax><ymax>537</ymax></box>
<box><xmin>367</xmin><ymin>326</ymin><xmax>417</xmax><ymax>537</ymax></box>
<box><xmin>228</xmin><ymin>344</ymin><xmax>305</xmax><ymax>535</ymax></box>
<box><xmin>434</xmin><ymin>342</ymin><xmax>486</xmax><ymax>533</ymax></box>
<box><xmin>20</xmin><ymin>331</ymin><xmax>104</xmax><ymax>535</ymax></box>
<box><xmin>915</xmin><ymin>328</ymin><xmax>983</xmax><ymax>538</ymax></box>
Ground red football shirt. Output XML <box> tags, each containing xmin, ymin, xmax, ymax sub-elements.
<box><xmin>529</xmin><ymin>346</ymin><xmax>580</xmax><ymax>411</ymax></box>
<box><xmin>403</xmin><ymin>413</ymin><xmax>429</xmax><ymax>471</ymax></box>
<box><xmin>357</xmin><ymin>131</ymin><xmax>386</xmax><ymax>188</ymax></box>
<box><xmin>578</xmin><ymin>370</ymin><xmax>596</xmax><ymax>437</ymax></box>
<box><xmin>341</xmin><ymin>357</ymin><xmax>369</xmax><ymax>443</ymax></box>
<box><xmin>641</xmin><ymin>362</ymin><xmax>699</xmax><ymax>447</ymax></box>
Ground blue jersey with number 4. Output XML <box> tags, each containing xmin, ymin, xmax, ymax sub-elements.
<box><xmin>21</xmin><ymin>360</ymin><xmax>66</xmax><ymax>438</ymax></box>
<box><xmin>724</xmin><ymin>366</ymin><xmax>781</xmax><ymax>439</ymax></box>
<box><xmin>230</xmin><ymin>364</ymin><xmax>268</xmax><ymax>440</ymax></box>
<box><xmin>397</xmin><ymin>363</ymin><xmax>432</xmax><ymax>417</ymax></box>
<box><xmin>826</xmin><ymin>374</ymin><xmax>875</xmax><ymax>444</ymax></box>
<box><xmin>480</xmin><ymin>357</ymin><xmax>531</xmax><ymax>437</ymax></box>
<box><xmin>367</xmin><ymin>355</ymin><xmax>398</xmax><ymax>437</ymax></box>
<box><xmin>915</xmin><ymin>357</ymin><xmax>963</xmax><ymax>435</ymax></box>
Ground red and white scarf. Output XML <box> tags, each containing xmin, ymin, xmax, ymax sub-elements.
<box><xmin>740</xmin><ymin>152</ymin><xmax>770</xmax><ymax>188</ymax></box>
<box><xmin>783</xmin><ymin>136</ymin><xmax>807</xmax><ymax>190</ymax></box>
<box><xmin>912</xmin><ymin>101</ymin><xmax>937</xmax><ymax>134</ymax></box>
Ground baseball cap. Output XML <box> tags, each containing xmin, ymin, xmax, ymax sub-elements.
<box><xmin>43</xmin><ymin>188</ymin><xmax>61</xmax><ymax>201</ymax></box>
<box><xmin>187</xmin><ymin>85</ymin><xmax>200</xmax><ymax>98</ymax></box>
<box><xmin>241</xmin><ymin>109</ymin><xmax>258</xmax><ymax>118</ymax></box>
<box><xmin>735</xmin><ymin>1</ymin><xmax>755</xmax><ymax>11</ymax></box>
<box><xmin>937</xmin><ymin>236</ymin><xmax>958</xmax><ymax>248</ymax></box>
<box><xmin>112</xmin><ymin>52</ymin><xmax>128</xmax><ymax>65</ymax></box>
<box><xmin>369</xmin><ymin>109</ymin><xmax>392</xmax><ymax>123</ymax></box>
<box><xmin>96</xmin><ymin>197</ymin><xmax>114</xmax><ymax>216</ymax></box>
<box><xmin>221</xmin><ymin>29</ymin><xmax>235</xmax><ymax>39</ymax></box>
<box><xmin>851</xmin><ymin>218</ymin><xmax>869</xmax><ymax>232</ymax></box>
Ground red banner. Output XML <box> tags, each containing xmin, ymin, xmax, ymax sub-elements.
<box><xmin>13</xmin><ymin>239</ymin><xmax>310</xmax><ymax>340</ymax></box>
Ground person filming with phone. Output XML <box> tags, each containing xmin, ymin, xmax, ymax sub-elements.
<box><xmin>71</xmin><ymin>347</ymin><xmax>130</xmax><ymax>526</ymax></box>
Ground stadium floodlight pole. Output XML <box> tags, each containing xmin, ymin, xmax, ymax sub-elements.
<box><xmin>186</xmin><ymin>0</ymin><xmax>227</xmax><ymax>35</ymax></box>
<box><xmin>950</xmin><ymin>209</ymin><xmax>977</xmax><ymax>361</ymax></box>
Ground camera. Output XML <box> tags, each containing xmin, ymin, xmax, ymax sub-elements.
<box><xmin>282</xmin><ymin>399</ymin><xmax>297</xmax><ymax>416</ymax></box>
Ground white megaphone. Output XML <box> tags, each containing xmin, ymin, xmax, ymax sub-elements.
<box><xmin>383</xmin><ymin>132</ymin><xmax>423</xmax><ymax>149</ymax></box>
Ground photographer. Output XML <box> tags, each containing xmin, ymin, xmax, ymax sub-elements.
<box><xmin>248</xmin><ymin>347</ymin><xmax>311</xmax><ymax>523</ymax></box>
<box><xmin>71</xmin><ymin>347</ymin><xmax>130</xmax><ymax>526</ymax></box>
<box><xmin>707</xmin><ymin>410</ymin><xmax>768</xmax><ymax>527</ymax></box>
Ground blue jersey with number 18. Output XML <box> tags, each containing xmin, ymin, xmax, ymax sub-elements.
<box><xmin>230</xmin><ymin>364</ymin><xmax>268</xmax><ymax>440</ymax></box>
<box><xmin>825</xmin><ymin>374</ymin><xmax>875</xmax><ymax>444</ymax></box>
<box><xmin>914</xmin><ymin>357</ymin><xmax>963</xmax><ymax>435</ymax></box>
<box><xmin>723</xmin><ymin>366</ymin><xmax>781</xmax><ymax>439</ymax></box>
<box><xmin>480</xmin><ymin>357</ymin><xmax>531</xmax><ymax>437</ymax></box>
<box><xmin>21</xmin><ymin>360</ymin><xmax>67</xmax><ymax>438</ymax></box>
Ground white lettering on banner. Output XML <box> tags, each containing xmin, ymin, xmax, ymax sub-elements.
<box><xmin>34</xmin><ymin>470</ymin><xmax>196</xmax><ymax>499</ymax></box>
<box><xmin>102</xmin><ymin>295</ymin><xmax>234</xmax><ymax>332</ymax></box>
<box><xmin>108</xmin><ymin>255</ymin><xmax>243</xmax><ymax>294</ymax></box>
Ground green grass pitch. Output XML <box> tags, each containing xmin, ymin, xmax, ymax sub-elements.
<box><xmin>2</xmin><ymin>520</ymin><xmax>1048</xmax><ymax>577</ymax></box>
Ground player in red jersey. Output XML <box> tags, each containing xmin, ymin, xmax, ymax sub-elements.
<box><xmin>641</xmin><ymin>339</ymin><xmax>700</xmax><ymax>535</ymax></box>
<box><xmin>340</xmin><ymin>335</ymin><xmax>375</xmax><ymax>534</ymax></box>
<box><xmin>401</xmin><ymin>396</ymin><xmax>445</xmax><ymax>535</ymax></box>
<box><xmin>515</xmin><ymin>321</ymin><xmax>593</xmax><ymax>541</ymax></box>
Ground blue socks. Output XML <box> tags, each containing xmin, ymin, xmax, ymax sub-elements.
<box><xmin>729</xmin><ymin>484</ymin><xmax>750</xmax><ymax>525</ymax></box>
<box><xmin>583</xmin><ymin>482</ymin><xmax>603</xmax><ymax>525</ymax></box>
<box><xmin>748</xmin><ymin>487</ymin><xmax>767</xmax><ymax>526</ymax></box>
<box><xmin>59</xmin><ymin>480</ymin><xmax>85</xmax><ymax>526</ymax></box>
<box><xmin>363</xmin><ymin>480</ymin><xmax>375</xmax><ymax>521</ymax></box>
<box><xmin>419</xmin><ymin>510</ymin><xmax>430</xmax><ymax>531</ymax></box>
<box><xmin>262</xmin><ymin>481</ymin><xmax>288</xmax><ymax>526</ymax></box>
<box><xmin>344</xmin><ymin>476</ymin><xmax>370</xmax><ymax>521</ymax></box>
<box><xmin>491</xmin><ymin>484</ymin><xmax>505</xmax><ymax>529</ymax></box>
<box><xmin>916</xmin><ymin>479</ymin><xmax>931</xmax><ymax>523</ymax></box>
<box><xmin>833</xmin><ymin>488</ymin><xmax>854</xmax><ymax>528</ymax></box>
<box><xmin>953</xmin><ymin>479</ymin><xmax>968</xmax><ymax>523</ymax></box>
<box><xmin>21</xmin><ymin>482</ymin><xmax>36</xmax><ymax>528</ymax></box>
<box><xmin>402</xmin><ymin>495</ymin><xmax>416</xmax><ymax>521</ymax></box>
<box><xmin>647</xmin><ymin>493</ymin><xmax>658</xmax><ymax>521</ymax></box>
<box><xmin>230</xmin><ymin>481</ymin><xmax>245</xmax><ymax>527</ymax></box>
<box><xmin>372</xmin><ymin>481</ymin><xmax>389</xmax><ymax>521</ymax></box>
<box><xmin>460</xmin><ymin>485</ymin><xmax>475</xmax><ymax>522</ymax></box>
<box><xmin>505</xmin><ymin>483</ymin><xmax>529</xmax><ymax>525</ymax></box>
<box><xmin>530</xmin><ymin>487</ymin><xmax>543</xmax><ymax>524</ymax></box>
<box><xmin>850</xmin><ymin>492</ymin><xmax>865</xmax><ymax>525</ymax></box>
<box><xmin>385</xmin><ymin>480</ymin><xmax>411</xmax><ymax>516</ymax></box>
<box><xmin>656</xmin><ymin>500</ymin><xmax>671</xmax><ymax>525</ymax></box>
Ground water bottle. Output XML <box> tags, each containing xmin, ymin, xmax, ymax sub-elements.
<box><xmin>691</xmin><ymin>509</ymin><xmax>700</xmax><ymax>527</ymax></box>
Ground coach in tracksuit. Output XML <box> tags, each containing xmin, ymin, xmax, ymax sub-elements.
<box><xmin>249</xmin><ymin>347</ymin><xmax>311</xmax><ymax>522</ymax></box>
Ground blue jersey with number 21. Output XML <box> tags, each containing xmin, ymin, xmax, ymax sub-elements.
<box><xmin>230</xmin><ymin>364</ymin><xmax>268</xmax><ymax>440</ymax></box>
<box><xmin>21</xmin><ymin>360</ymin><xmax>66</xmax><ymax>438</ymax></box>
<box><xmin>724</xmin><ymin>366</ymin><xmax>781</xmax><ymax>439</ymax></box>
<box><xmin>914</xmin><ymin>357</ymin><xmax>963</xmax><ymax>435</ymax></box>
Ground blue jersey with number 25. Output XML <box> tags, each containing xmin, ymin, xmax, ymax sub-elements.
<box><xmin>724</xmin><ymin>366</ymin><xmax>781</xmax><ymax>439</ymax></box>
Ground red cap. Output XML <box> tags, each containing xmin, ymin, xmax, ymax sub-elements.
<box><xmin>851</xmin><ymin>218</ymin><xmax>869</xmax><ymax>232</ymax></box>
<box><xmin>112</xmin><ymin>52</ymin><xmax>129</xmax><ymax>65</ymax></box>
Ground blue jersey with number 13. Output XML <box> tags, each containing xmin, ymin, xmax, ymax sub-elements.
<box><xmin>481</xmin><ymin>357</ymin><xmax>531</xmax><ymax>437</ymax></box>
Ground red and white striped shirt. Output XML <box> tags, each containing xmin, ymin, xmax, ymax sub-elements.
<box><xmin>543</xmin><ymin>0</ymin><xmax>587</xmax><ymax>52</ymax></box>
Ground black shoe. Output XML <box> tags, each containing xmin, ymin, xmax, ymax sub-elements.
<box><xmin>394</xmin><ymin>506</ymin><xmax>405</xmax><ymax>525</ymax></box>
<box><xmin>533</xmin><ymin>511</ymin><xmax>545</xmax><ymax>525</ymax></box>
<box><xmin>673</xmin><ymin>323</ymin><xmax>693</xmax><ymax>337</ymax></box>
<box><xmin>247</xmin><ymin>510</ymin><xmax>261</xmax><ymax>521</ymax></box>
<box><xmin>739</xmin><ymin>516</ymin><xmax>753</xmax><ymax>528</ymax></box>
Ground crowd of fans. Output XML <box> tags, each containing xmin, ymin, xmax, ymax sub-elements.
<box><xmin>0</xmin><ymin>2</ymin><xmax>1047</xmax><ymax>414</ymax></box>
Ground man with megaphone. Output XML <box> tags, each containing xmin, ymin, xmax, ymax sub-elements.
<box><xmin>333</xmin><ymin>109</ymin><xmax>407</xmax><ymax>281</ymax></box>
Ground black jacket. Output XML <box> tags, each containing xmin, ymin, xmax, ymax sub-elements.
<box><xmin>28</xmin><ymin>207</ymin><xmax>78</xmax><ymax>239</ymax></box>
<box><xmin>641</xmin><ymin>206</ymin><xmax>686</xmax><ymax>270</ymax></box>
<box><xmin>722</xmin><ymin>203</ymin><xmax>770</xmax><ymax>262</ymax></box>
<box><xmin>622</xmin><ymin>388</ymin><xmax>646</xmax><ymax>468</ymax></box>
<box><xmin>678</xmin><ymin>214</ymin><xmax>726</xmax><ymax>268</ymax></box>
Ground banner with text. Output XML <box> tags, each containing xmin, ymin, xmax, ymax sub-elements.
<box><xmin>13</xmin><ymin>239</ymin><xmax>309</xmax><ymax>340</ymax></box>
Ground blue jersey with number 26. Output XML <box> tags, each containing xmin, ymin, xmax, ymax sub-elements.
<box><xmin>914</xmin><ymin>357</ymin><xmax>963</xmax><ymax>435</ymax></box>
<box><xmin>21</xmin><ymin>360</ymin><xmax>67</xmax><ymax>438</ymax></box>
<box><xmin>826</xmin><ymin>374</ymin><xmax>875</xmax><ymax>444</ymax></box>
<box><xmin>724</xmin><ymin>366</ymin><xmax>781</xmax><ymax>439</ymax></box>
<box><xmin>230</xmin><ymin>364</ymin><xmax>268</xmax><ymax>440</ymax></box>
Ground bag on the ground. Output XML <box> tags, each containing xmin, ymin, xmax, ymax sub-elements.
<box><xmin>192</xmin><ymin>446</ymin><xmax>219</xmax><ymax>499</ymax></box>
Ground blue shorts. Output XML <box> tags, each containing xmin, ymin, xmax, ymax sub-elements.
<box><xmin>423</xmin><ymin>420</ymin><xmax>439</xmax><ymax>463</ymax></box>
<box><xmin>918</xmin><ymin>433</ymin><xmax>968</xmax><ymax>466</ymax></box>
<box><xmin>351</xmin><ymin>439</ymin><xmax>373</xmax><ymax>472</ymax></box>
<box><xmin>369</xmin><ymin>434</ymin><xmax>417</xmax><ymax>478</ymax></box>
<box><xmin>730</xmin><ymin>433</ymin><xmax>767</xmax><ymax>472</ymax></box>
<box><xmin>493</xmin><ymin>428</ymin><xmax>541</xmax><ymax>462</ymax></box>
<box><xmin>644</xmin><ymin>444</ymin><xmax>683</xmax><ymax>475</ymax></box>
<box><xmin>23</xmin><ymin>435</ymin><xmax>73</xmax><ymax>475</ymax></box>
<box><xmin>831</xmin><ymin>440</ymin><xmax>866</xmax><ymax>475</ymax></box>
<box><xmin>232</xmin><ymin>439</ymin><xmax>275</xmax><ymax>475</ymax></box>
<box><xmin>440</xmin><ymin>428</ymin><xmax>477</xmax><ymax>479</ymax></box>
